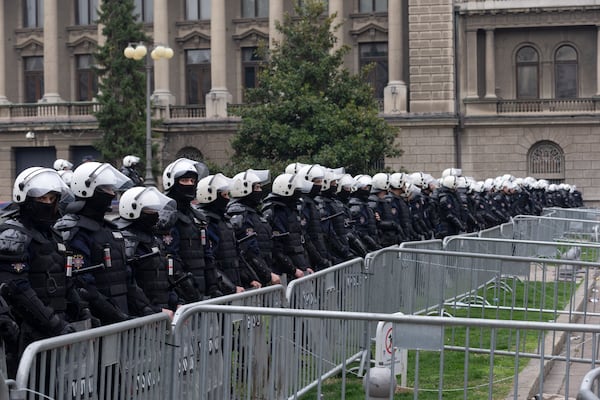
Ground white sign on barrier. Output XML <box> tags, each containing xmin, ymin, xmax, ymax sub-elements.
<box><xmin>375</xmin><ymin>312</ymin><xmax>408</xmax><ymax>387</ymax></box>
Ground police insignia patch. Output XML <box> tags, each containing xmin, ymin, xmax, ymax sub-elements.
<box><xmin>72</xmin><ymin>255</ymin><xmax>84</xmax><ymax>270</ymax></box>
<box><xmin>12</xmin><ymin>263</ymin><xmax>25</xmax><ymax>273</ymax></box>
<box><xmin>162</xmin><ymin>234</ymin><xmax>173</xmax><ymax>245</ymax></box>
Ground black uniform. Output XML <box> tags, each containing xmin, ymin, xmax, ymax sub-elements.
<box><xmin>119</xmin><ymin>221</ymin><xmax>177</xmax><ymax>312</ymax></box>
<box><xmin>120</xmin><ymin>166</ymin><xmax>144</xmax><ymax>187</ymax></box>
<box><xmin>263</xmin><ymin>194</ymin><xmax>310</xmax><ymax>278</ymax></box>
<box><xmin>227</xmin><ymin>199</ymin><xmax>275</xmax><ymax>286</ymax></box>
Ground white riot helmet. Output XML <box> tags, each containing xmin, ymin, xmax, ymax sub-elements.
<box><xmin>441</xmin><ymin>168</ymin><xmax>462</xmax><ymax>178</ymax></box>
<box><xmin>13</xmin><ymin>167</ymin><xmax>71</xmax><ymax>203</ymax></box>
<box><xmin>337</xmin><ymin>174</ymin><xmax>357</xmax><ymax>193</ymax></box>
<box><xmin>389</xmin><ymin>172</ymin><xmax>407</xmax><ymax>190</ymax></box>
<box><xmin>297</xmin><ymin>164</ymin><xmax>325</xmax><ymax>183</ymax></box>
<box><xmin>119</xmin><ymin>186</ymin><xmax>175</xmax><ymax>220</ymax></box>
<box><xmin>123</xmin><ymin>155</ymin><xmax>141</xmax><ymax>168</ymax></box>
<box><xmin>409</xmin><ymin>172</ymin><xmax>427</xmax><ymax>189</ymax></box>
<box><xmin>230</xmin><ymin>170</ymin><xmax>263</xmax><ymax>198</ymax></box>
<box><xmin>371</xmin><ymin>172</ymin><xmax>390</xmax><ymax>192</ymax></box>
<box><xmin>441</xmin><ymin>175</ymin><xmax>458</xmax><ymax>190</ymax></box>
<box><xmin>471</xmin><ymin>181</ymin><xmax>484</xmax><ymax>193</ymax></box>
<box><xmin>53</xmin><ymin>159</ymin><xmax>73</xmax><ymax>171</ymax></box>
<box><xmin>272</xmin><ymin>173</ymin><xmax>300</xmax><ymax>196</ymax></box>
<box><xmin>196</xmin><ymin>173</ymin><xmax>232</xmax><ymax>204</ymax></box>
<box><xmin>70</xmin><ymin>162</ymin><xmax>132</xmax><ymax>198</ymax></box>
<box><xmin>58</xmin><ymin>170</ymin><xmax>74</xmax><ymax>187</ymax></box>
<box><xmin>321</xmin><ymin>167</ymin><xmax>345</xmax><ymax>191</ymax></box>
<box><xmin>285</xmin><ymin>162</ymin><xmax>308</xmax><ymax>175</ymax></box>
<box><xmin>162</xmin><ymin>158</ymin><xmax>209</xmax><ymax>192</ymax></box>
<box><xmin>456</xmin><ymin>176</ymin><xmax>469</xmax><ymax>190</ymax></box>
<box><xmin>354</xmin><ymin>174</ymin><xmax>373</xmax><ymax>188</ymax></box>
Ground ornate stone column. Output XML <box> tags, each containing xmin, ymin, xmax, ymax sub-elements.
<box><xmin>269</xmin><ymin>0</ymin><xmax>284</xmax><ymax>49</ymax></box>
<box><xmin>42</xmin><ymin>0</ymin><xmax>63</xmax><ymax>102</ymax></box>
<box><xmin>465</xmin><ymin>28</ymin><xmax>478</xmax><ymax>99</ymax></box>
<box><xmin>384</xmin><ymin>0</ymin><xmax>407</xmax><ymax>113</ymax></box>
<box><xmin>0</xmin><ymin>0</ymin><xmax>9</xmax><ymax>103</ymax></box>
<box><xmin>484</xmin><ymin>29</ymin><xmax>496</xmax><ymax>99</ymax></box>
<box><xmin>206</xmin><ymin>0</ymin><xmax>231</xmax><ymax>118</ymax></box>
<box><xmin>153</xmin><ymin>0</ymin><xmax>174</xmax><ymax>105</ymax></box>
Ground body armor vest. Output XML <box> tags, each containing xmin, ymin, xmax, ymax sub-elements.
<box><xmin>174</xmin><ymin>210</ymin><xmax>207</xmax><ymax>294</ymax></box>
<box><xmin>123</xmin><ymin>229</ymin><xmax>171</xmax><ymax>308</ymax></box>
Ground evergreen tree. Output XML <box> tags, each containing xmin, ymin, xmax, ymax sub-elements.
<box><xmin>231</xmin><ymin>0</ymin><xmax>400</xmax><ymax>174</ymax></box>
<box><xmin>93</xmin><ymin>0</ymin><xmax>150</xmax><ymax>165</ymax></box>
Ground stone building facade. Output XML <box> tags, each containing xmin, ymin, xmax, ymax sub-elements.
<box><xmin>0</xmin><ymin>0</ymin><xmax>599</xmax><ymax>205</ymax></box>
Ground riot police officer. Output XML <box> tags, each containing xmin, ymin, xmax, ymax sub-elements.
<box><xmin>437</xmin><ymin>175</ymin><xmax>466</xmax><ymax>237</ymax></box>
<box><xmin>262</xmin><ymin>173</ymin><xmax>312</xmax><ymax>280</ymax></box>
<box><xmin>116</xmin><ymin>187</ymin><xmax>178</xmax><ymax>317</ymax></box>
<box><xmin>297</xmin><ymin>164</ymin><xmax>333</xmax><ymax>270</ymax></box>
<box><xmin>54</xmin><ymin>162</ymin><xmax>153</xmax><ymax>325</ymax></box>
<box><xmin>348</xmin><ymin>175</ymin><xmax>382</xmax><ymax>251</ymax></box>
<box><xmin>197</xmin><ymin>173</ymin><xmax>258</xmax><ymax>293</ymax></box>
<box><xmin>0</xmin><ymin>167</ymin><xmax>82</xmax><ymax>372</ymax></box>
<box><xmin>159</xmin><ymin>158</ymin><xmax>221</xmax><ymax>302</ymax></box>
<box><xmin>120</xmin><ymin>155</ymin><xmax>144</xmax><ymax>186</ymax></box>
<box><xmin>314</xmin><ymin>168</ymin><xmax>352</xmax><ymax>263</ymax></box>
<box><xmin>227</xmin><ymin>169</ymin><xmax>281</xmax><ymax>286</ymax></box>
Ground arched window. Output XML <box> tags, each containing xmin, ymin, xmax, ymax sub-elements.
<box><xmin>528</xmin><ymin>141</ymin><xmax>564</xmax><ymax>183</ymax></box>
<box><xmin>516</xmin><ymin>46</ymin><xmax>539</xmax><ymax>99</ymax></box>
<box><xmin>555</xmin><ymin>45</ymin><xmax>578</xmax><ymax>99</ymax></box>
<box><xmin>175</xmin><ymin>147</ymin><xmax>204</xmax><ymax>162</ymax></box>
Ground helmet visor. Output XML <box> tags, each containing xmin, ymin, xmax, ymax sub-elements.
<box><xmin>136</xmin><ymin>187</ymin><xmax>176</xmax><ymax>213</ymax></box>
<box><xmin>87</xmin><ymin>163</ymin><xmax>133</xmax><ymax>192</ymax></box>
<box><xmin>20</xmin><ymin>168</ymin><xmax>71</xmax><ymax>200</ymax></box>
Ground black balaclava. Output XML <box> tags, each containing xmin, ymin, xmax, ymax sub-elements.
<box><xmin>321</xmin><ymin>184</ymin><xmax>337</xmax><ymax>198</ymax></box>
<box><xmin>337</xmin><ymin>188</ymin><xmax>351</xmax><ymax>202</ymax></box>
<box><xmin>307</xmin><ymin>183</ymin><xmax>321</xmax><ymax>198</ymax></box>
<box><xmin>80</xmin><ymin>189</ymin><xmax>115</xmax><ymax>222</ymax></box>
<box><xmin>133</xmin><ymin>212</ymin><xmax>160</xmax><ymax>232</ymax></box>
<box><xmin>241</xmin><ymin>190</ymin><xmax>263</xmax><ymax>208</ymax></box>
<box><xmin>206</xmin><ymin>192</ymin><xmax>229</xmax><ymax>215</ymax></box>
<box><xmin>353</xmin><ymin>187</ymin><xmax>370</xmax><ymax>202</ymax></box>
<box><xmin>168</xmin><ymin>172</ymin><xmax>198</xmax><ymax>208</ymax></box>
<box><xmin>20</xmin><ymin>196</ymin><xmax>59</xmax><ymax>230</ymax></box>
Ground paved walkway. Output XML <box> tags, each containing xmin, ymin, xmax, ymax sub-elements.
<box><xmin>530</xmin><ymin>270</ymin><xmax>600</xmax><ymax>400</ymax></box>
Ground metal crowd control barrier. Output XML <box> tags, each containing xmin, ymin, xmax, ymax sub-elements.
<box><xmin>10</xmin><ymin>313</ymin><xmax>170</xmax><ymax>400</ymax></box>
<box><xmin>579</xmin><ymin>366</ymin><xmax>600</xmax><ymax>400</ymax></box>
<box><xmin>165</xmin><ymin>285</ymin><xmax>288</xmax><ymax>400</ymax></box>
<box><xmin>513</xmin><ymin>215</ymin><xmax>600</xmax><ymax>243</ymax></box>
<box><xmin>176</xmin><ymin>305</ymin><xmax>600</xmax><ymax>400</ymax></box>
<box><xmin>543</xmin><ymin>207</ymin><xmax>600</xmax><ymax>221</ymax></box>
<box><xmin>364</xmin><ymin>246</ymin><xmax>599</xmax><ymax>321</ymax></box>
<box><xmin>444</xmin><ymin>235</ymin><xmax>600</xmax><ymax>262</ymax></box>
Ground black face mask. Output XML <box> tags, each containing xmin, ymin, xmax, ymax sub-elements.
<box><xmin>307</xmin><ymin>184</ymin><xmax>322</xmax><ymax>198</ymax></box>
<box><xmin>353</xmin><ymin>189</ymin><xmax>370</xmax><ymax>201</ymax></box>
<box><xmin>242</xmin><ymin>190</ymin><xmax>263</xmax><ymax>208</ymax></box>
<box><xmin>209</xmin><ymin>194</ymin><xmax>229</xmax><ymax>215</ymax></box>
<box><xmin>22</xmin><ymin>199</ymin><xmax>58</xmax><ymax>229</ymax></box>
<box><xmin>169</xmin><ymin>182</ymin><xmax>197</xmax><ymax>204</ymax></box>
<box><xmin>321</xmin><ymin>186</ymin><xmax>336</xmax><ymax>197</ymax></box>
<box><xmin>134</xmin><ymin>212</ymin><xmax>159</xmax><ymax>232</ymax></box>
<box><xmin>336</xmin><ymin>189</ymin><xmax>351</xmax><ymax>202</ymax></box>
<box><xmin>81</xmin><ymin>190</ymin><xmax>115</xmax><ymax>221</ymax></box>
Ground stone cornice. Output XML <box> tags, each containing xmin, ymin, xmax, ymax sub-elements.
<box><xmin>462</xmin><ymin>8</ymin><xmax>600</xmax><ymax>29</ymax></box>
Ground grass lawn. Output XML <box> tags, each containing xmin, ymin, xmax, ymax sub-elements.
<box><xmin>304</xmin><ymin>278</ymin><xmax>576</xmax><ymax>399</ymax></box>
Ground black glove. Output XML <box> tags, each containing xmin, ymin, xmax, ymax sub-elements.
<box><xmin>60</xmin><ymin>323</ymin><xmax>77</xmax><ymax>335</ymax></box>
<box><xmin>0</xmin><ymin>314</ymin><xmax>19</xmax><ymax>343</ymax></box>
<box><xmin>79</xmin><ymin>307</ymin><xmax>101</xmax><ymax>328</ymax></box>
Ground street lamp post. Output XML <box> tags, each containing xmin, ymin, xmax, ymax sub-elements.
<box><xmin>123</xmin><ymin>42</ymin><xmax>173</xmax><ymax>187</ymax></box>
